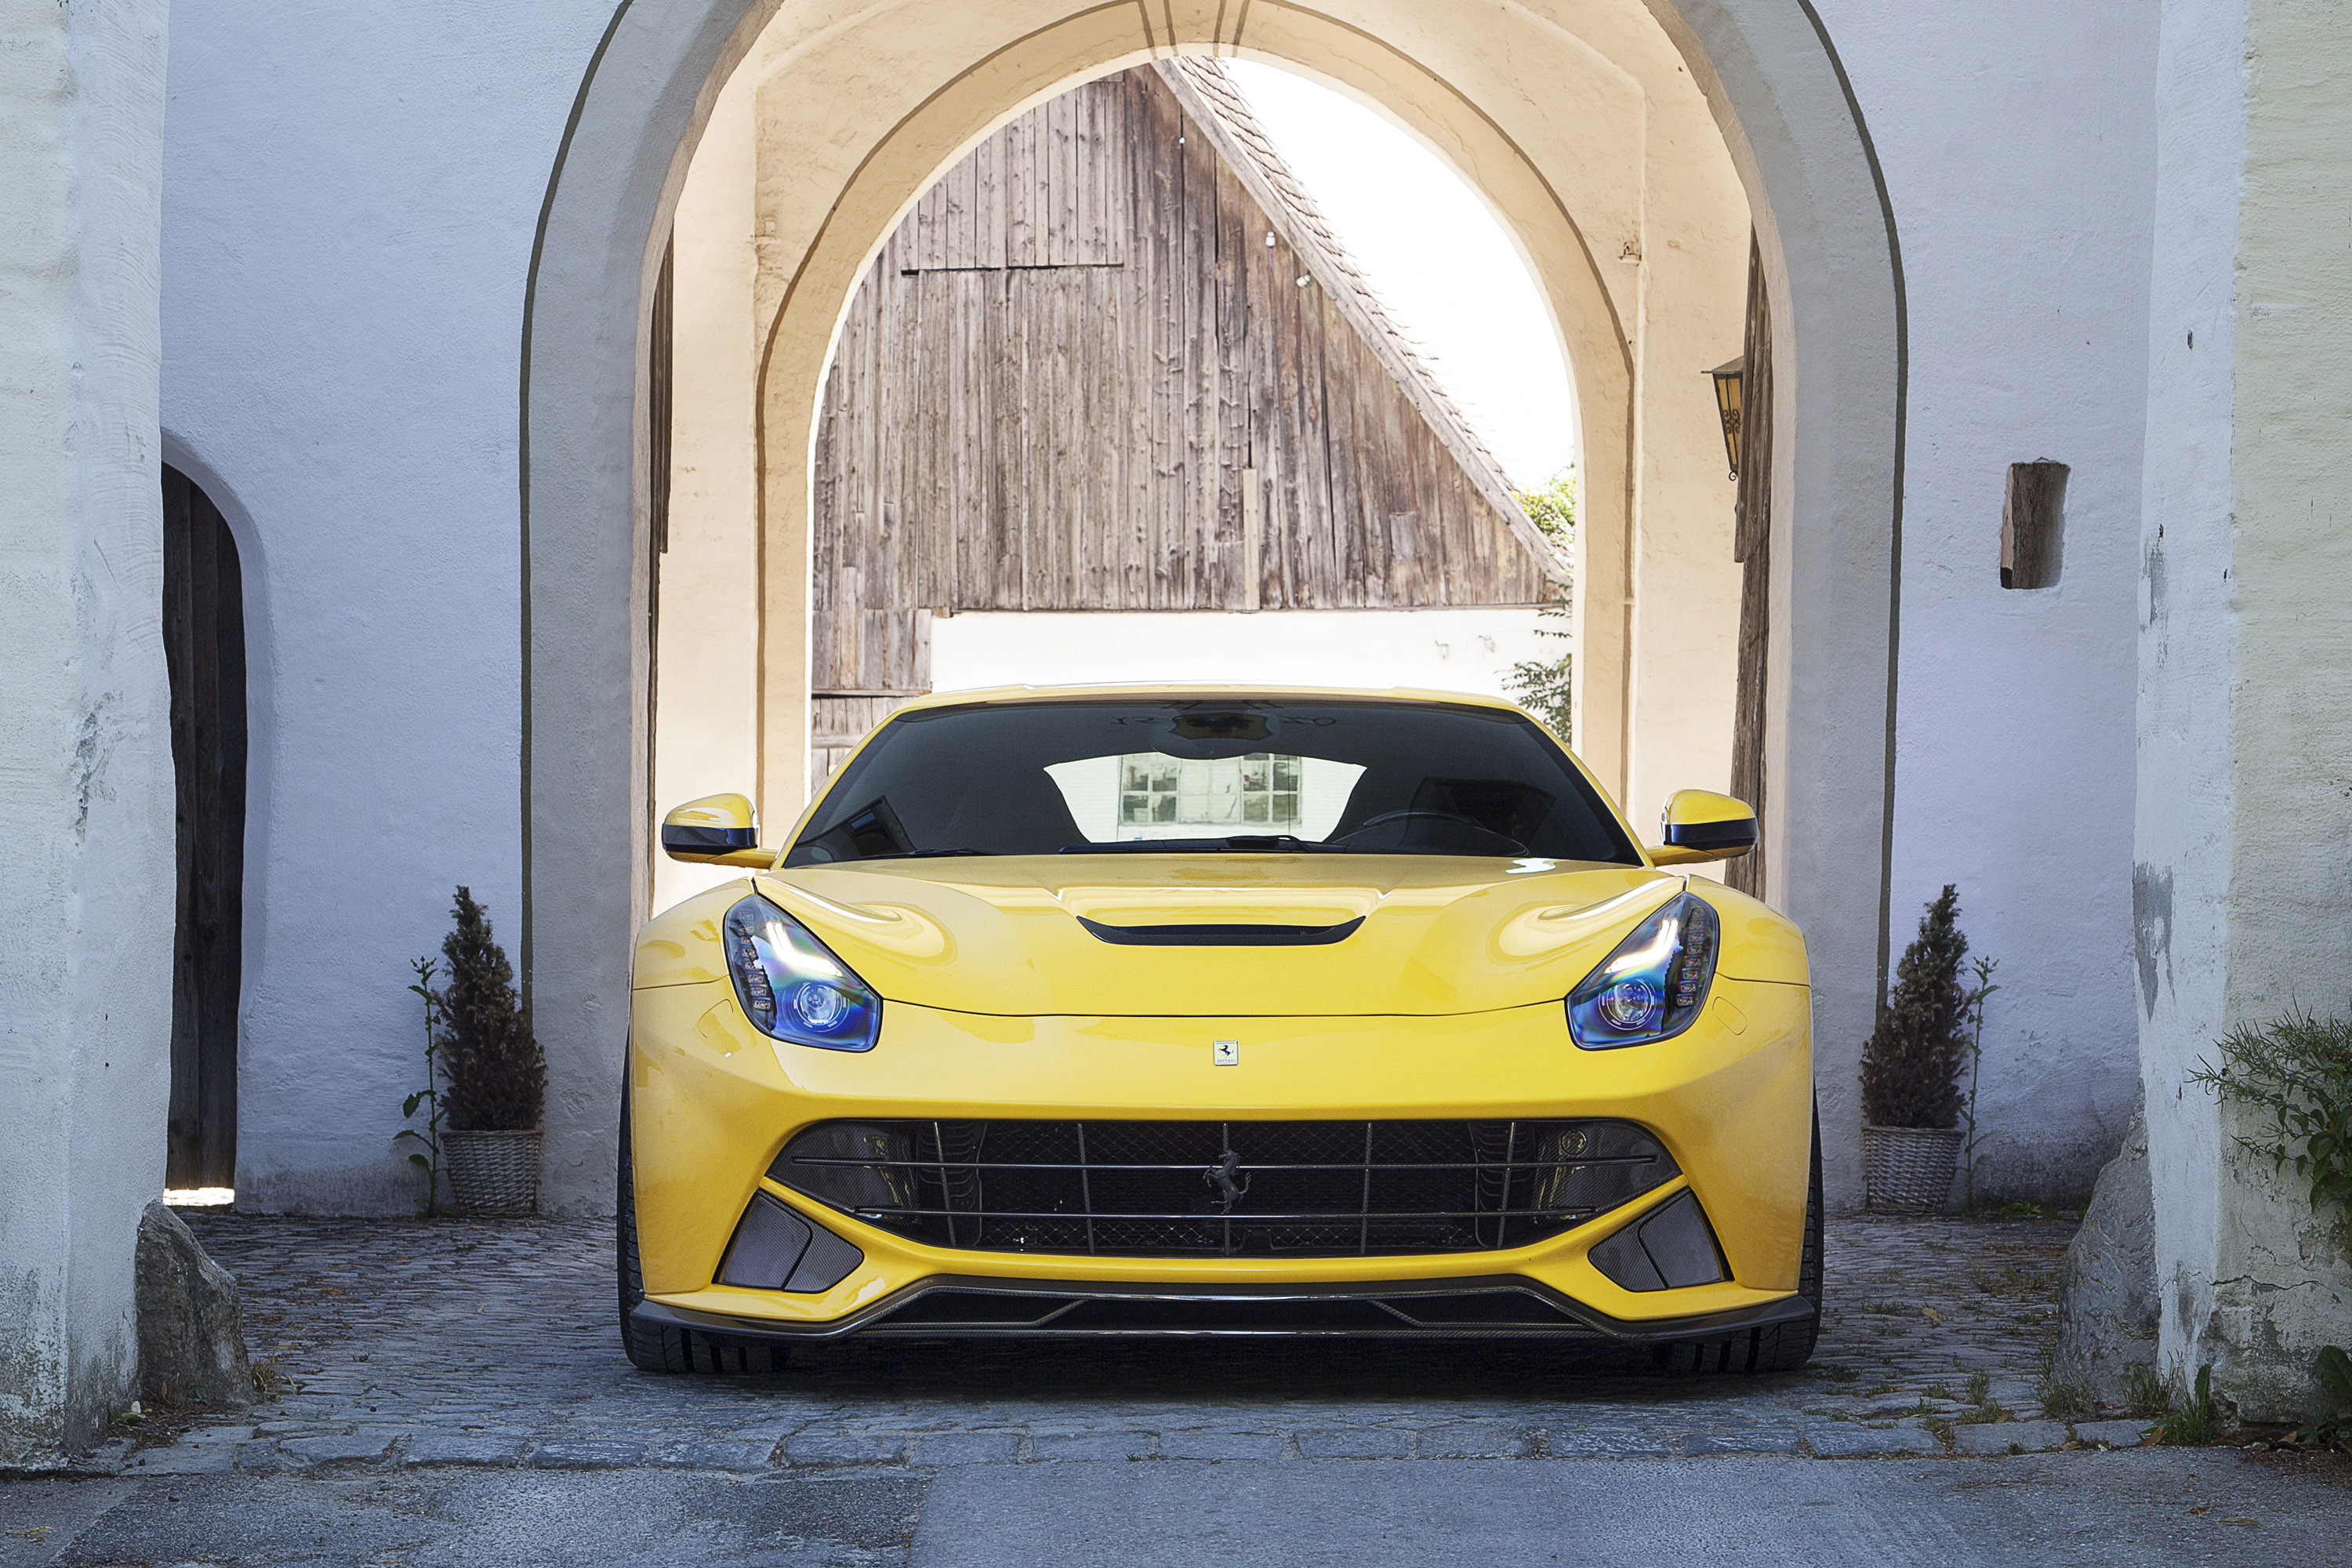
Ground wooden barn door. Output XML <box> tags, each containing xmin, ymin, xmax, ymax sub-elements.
<box><xmin>1726</xmin><ymin>238</ymin><xmax>1773</xmax><ymax>899</ymax></box>
<box><xmin>162</xmin><ymin>466</ymin><xmax>248</xmax><ymax>1190</ymax></box>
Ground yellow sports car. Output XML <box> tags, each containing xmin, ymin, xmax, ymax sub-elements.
<box><xmin>622</xmin><ymin>687</ymin><xmax>1817</xmax><ymax>1374</ymax></box>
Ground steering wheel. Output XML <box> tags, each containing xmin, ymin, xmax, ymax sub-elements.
<box><xmin>1343</xmin><ymin>808</ymin><xmax>1487</xmax><ymax>837</ymax></box>
<box><xmin>1334</xmin><ymin>809</ymin><xmax>1526</xmax><ymax>854</ymax></box>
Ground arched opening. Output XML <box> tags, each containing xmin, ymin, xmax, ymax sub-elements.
<box><xmin>652</xmin><ymin>55</ymin><xmax>1602</xmax><ymax>919</ymax></box>
<box><xmin>162</xmin><ymin>463</ymin><xmax>249</xmax><ymax>1198</ymax></box>
<box><xmin>521</xmin><ymin>0</ymin><xmax>1902</xmax><ymax>1214</ymax></box>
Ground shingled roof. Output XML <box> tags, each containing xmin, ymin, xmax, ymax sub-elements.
<box><xmin>1155</xmin><ymin>58</ymin><xmax>1565</xmax><ymax>584</ymax></box>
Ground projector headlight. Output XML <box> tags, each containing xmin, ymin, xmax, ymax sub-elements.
<box><xmin>1566</xmin><ymin>891</ymin><xmax>1719</xmax><ymax>1049</ymax></box>
<box><xmin>723</xmin><ymin>893</ymin><xmax>881</xmax><ymax>1052</ymax></box>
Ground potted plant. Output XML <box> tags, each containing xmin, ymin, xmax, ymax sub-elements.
<box><xmin>433</xmin><ymin>887</ymin><xmax>546</xmax><ymax>1216</ymax></box>
<box><xmin>1860</xmin><ymin>884</ymin><xmax>1971</xmax><ymax>1212</ymax></box>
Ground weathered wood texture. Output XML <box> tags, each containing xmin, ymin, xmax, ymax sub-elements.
<box><xmin>163</xmin><ymin>466</ymin><xmax>248</xmax><ymax>1191</ymax></box>
<box><xmin>1727</xmin><ymin>236</ymin><xmax>1772</xmax><ymax>899</ymax></box>
<box><xmin>810</xmin><ymin>64</ymin><xmax>1559</xmax><ymax>770</ymax></box>
<box><xmin>648</xmin><ymin>235</ymin><xmax>673</xmax><ymax>877</ymax></box>
<box><xmin>2002</xmin><ymin>459</ymin><xmax>2067</xmax><ymax>590</ymax></box>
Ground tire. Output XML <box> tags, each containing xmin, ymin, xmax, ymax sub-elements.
<box><xmin>616</xmin><ymin>1080</ymin><xmax>789</xmax><ymax>1374</ymax></box>
<box><xmin>1651</xmin><ymin>1105</ymin><xmax>1824</xmax><ymax>1376</ymax></box>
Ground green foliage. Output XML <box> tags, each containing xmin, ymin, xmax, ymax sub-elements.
<box><xmin>1860</xmin><ymin>885</ymin><xmax>1971</xmax><ymax>1129</ymax></box>
<box><xmin>2298</xmin><ymin>1346</ymin><xmax>2352</xmax><ymax>1450</ymax></box>
<box><xmin>2320</xmin><ymin>1344</ymin><xmax>2352</xmax><ymax>1401</ymax></box>
<box><xmin>394</xmin><ymin>956</ymin><xmax>448</xmax><ymax>1215</ymax></box>
<box><xmin>435</xmin><ymin>887</ymin><xmax>546</xmax><ymax>1133</ymax></box>
<box><xmin>2188</xmin><ymin>1008</ymin><xmax>2352</xmax><ymax>1242</ymax></box>
<box><xmin>2123</xmin><ymin>1363</ymin><xmax>2170</xmax><ymax>1419</ymax></box>
<box><xmin>1504</xmin><ymin>607</ymin><xmax>1573</xmax><ymax>747</ymax></box>
<box><xmin>1519</xmin><ymin>465</ymin><xmax>1577</xmax><ymax>551</ymax></box>
<box><xmin>2154</xmin><ymin>1365</ymin><xmax>2216</xmax><ymax>1446</ymax></box>
<box><xmin>1504</xmin><ymin>468</ymin><xmax>1577</xmax><ymax>745</ymax></box>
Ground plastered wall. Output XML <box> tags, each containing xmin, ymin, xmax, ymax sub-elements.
<box><xmin>158</xmin><ymin>2</ymin><xmax>597</xmax><ymax>1212</ymax></box>
<box><xmin>0</xmin><ymin>0</ymin><xmax>173</xmax><ymax>1465</ymax></box>
<box><xmin>2137</xmin><ymin>0</ymin><xmax>2352</xmax><ymax>1422</ymax></box>
<box><xmin>1822</xmin><ymin>0</ymin><xmax>2157</xmax><ymax>1203</ymax></box>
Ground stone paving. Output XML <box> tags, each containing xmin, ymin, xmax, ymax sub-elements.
<box><xmin>101</xmin><ymin>1211</ymin><xmax>2129</xmax><ymax>1477</ymax></box>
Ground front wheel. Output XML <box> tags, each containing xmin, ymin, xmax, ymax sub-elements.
<box><xmin>1652</xmin><ymin>1105</ymin><xmax>1823</xmax><ymax>1375</ymax></box>
<box><xmin>616</xmin><ymin>1080</ymin><xmax>789</xmax><ymax>1374</ymax></box>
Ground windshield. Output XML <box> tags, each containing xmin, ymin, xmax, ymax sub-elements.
<box><xmin>786</xmin><ymin>698</ymin><xmax>1642</xmax><ymax>866</ymax></box>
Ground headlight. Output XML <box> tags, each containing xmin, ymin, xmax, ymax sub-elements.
<box><xmin>723</xmin><ymin>893</ymin><xmax>881</xmax><ymax>1052</ymax></box>
<box><xmin>1565</xmin><ymin>891</ymin><xmax>1719</xmax><ymax>1049</ymax></box>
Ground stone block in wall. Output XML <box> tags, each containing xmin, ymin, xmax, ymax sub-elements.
<box><xmin>2050</xmin><ymin>1106</ymin><xmax>2157</xmax><ymax>1409</ymax></box>
<box><xmin>135</xmin><ymin>1202</ymin><xmax>252</xmax><ymax>1410</ymax></box>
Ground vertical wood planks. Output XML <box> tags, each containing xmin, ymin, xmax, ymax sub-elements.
<box><xmin>803</xmin><ymin>65</ymin><xmax>1556</xmax><ymax>739</ymax></box>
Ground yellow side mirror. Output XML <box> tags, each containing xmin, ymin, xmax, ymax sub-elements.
<box><xmin>1648</xmin><ymin>789</ymin><xmax>1757</xmax><ymax>866</ymax></box>
<box><xmin>660</xmin><ymin>793</ymin><xmax>776</xmax><ymax>867</ymax></box>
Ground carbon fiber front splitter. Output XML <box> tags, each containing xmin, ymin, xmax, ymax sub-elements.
<box><xmin>633</xmin><ymin>1273</ymin><xmax>1813</xmax><ymax>1342</ymax></box>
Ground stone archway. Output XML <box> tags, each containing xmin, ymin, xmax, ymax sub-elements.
<box><xmin>521</xmin><ymin>0</ymin><xmax>1902</xmax><ymax>1213</ymax></box>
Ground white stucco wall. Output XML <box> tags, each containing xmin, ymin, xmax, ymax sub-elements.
<box><xmin>2138</xmin><ymin>0</ymin><xmax>2352</xmax><ymax>1422</ymax></box>
<box><xmin>159</xmin><ymin>2</ymin><xmax>593</xmax><ymax>1212</ymax></box>
<box><xmin>1819</xmin><ymin>0</ymin><xmax>2158</xmax><ymax>1201</ymax></box>
<box><xmin>652</xmin><ymin>62</ymin><xmax>762</xmax><ymax>920</ymax></box>
<box><xmin>0</xmin><ymin>0</ymin><xmax>173</xmax><ymax>1465</ymax></box>
<box><xmin>927</xmin><ymin>608</ymin><xmax>1565</xmax><ymax>706</ymax></box>
<box><xmin>2133</xmin><ymin>0</ymin><xmax>2245</xmax><ymax>1412</ymax></box>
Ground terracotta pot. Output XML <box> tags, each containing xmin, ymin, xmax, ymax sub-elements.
<box><xmin>443</xmin><ymin>1128</ymin><xmax>541</xmax><ymax>1217</ymax></box>
<box><xmin>1863</xmin><ymin>1124</ymin><xmax>1962</xmax><ymax>1214</ymax></box>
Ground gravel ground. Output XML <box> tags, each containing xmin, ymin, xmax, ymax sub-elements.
<box><xmin>14</xmin><ymin>1214</ymin><xmax>2352</xmax><ymax>1566</ymax></box>
<box><xmin>70</xmin><ymin>1210</ymin><xmax>2108</xmax><ymax>1473</ymax></box>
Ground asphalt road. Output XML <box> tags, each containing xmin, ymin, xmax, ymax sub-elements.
<box><xmin>5</xmin><ymin>1450</ymin><xmax>2348</xmax><ymax>1567</ymax></box>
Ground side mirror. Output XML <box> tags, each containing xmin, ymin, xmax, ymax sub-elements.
<box><xmin>1648</xmin><ymin>789</ymin><xmax>1756</xmax><ymax>866</ymax></box>
<box><xmin>661</xmin><ymin>793</ymin><xmax>777</xmax><ymax>867</ymax></box>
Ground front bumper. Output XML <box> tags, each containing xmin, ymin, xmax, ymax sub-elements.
<box><xmin>626</xmin><ymin>978</ymin><xmax>1813</xmax><ymax>1335</ymax></box>
<box><xmin>633</xmin><ymin>1274</ymin><xmax>1818</xmax><ymax>1342</ymax></box>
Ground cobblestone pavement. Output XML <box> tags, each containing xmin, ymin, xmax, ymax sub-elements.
<box><xmin>75</xmin><ymin>1211</ymin><xmax>2123</xmax><ymax>1478</ymax></box>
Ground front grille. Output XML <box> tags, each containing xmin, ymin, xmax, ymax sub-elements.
<box><xmin>768</xmin><ymin>1119</ymin><xmax>1678</xmax><ymax>1258</ymax></box>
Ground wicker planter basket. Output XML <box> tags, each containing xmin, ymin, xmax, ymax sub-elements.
<box><xmin>1863</xmin><ymin>1124</ymin><xmax>1962</xmax><ymax>1214</ymax></box>
<box><xmin>444</xmin><ymin>1128</ymin><xmax>542</xmax><ymax>1217</ymax></box>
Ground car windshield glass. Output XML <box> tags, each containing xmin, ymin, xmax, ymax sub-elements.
<box><xmin>786</xmin><ymin>699</ymin><xmax>1642</xmax><ymax>866</ymax></box>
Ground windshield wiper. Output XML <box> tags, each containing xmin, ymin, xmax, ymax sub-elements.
<box><xmin>853</xmin><ymin>848</ymin><xmax>1000</xmax><ymax>861</ymax></box>
<box><xmin>1059</xmin><ymin>836</ymin><xmax>1374</xmax><ymax>855</ymax></box>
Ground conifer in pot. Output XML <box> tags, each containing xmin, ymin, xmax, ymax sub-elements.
<box><xmin>434</xmin><ymin>887</ymin><xmax>546</xmax><ymax>1215</ymax></box>
<box><xmin>1860</xmin><ymin>884</ymin><xmax>1971</xmax><ymax>1212</ymax></box>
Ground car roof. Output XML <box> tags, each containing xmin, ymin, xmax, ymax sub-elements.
<box><xmin>887</xmin><ymin>683</ymin><xmax>1534</xmax><ymax>717</ymax></box>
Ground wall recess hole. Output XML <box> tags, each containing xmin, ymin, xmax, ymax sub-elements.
<box><xmin>2002</xmin><ymin>459</ymin><xmax>2068</xmax><ymax>590</ymax></box>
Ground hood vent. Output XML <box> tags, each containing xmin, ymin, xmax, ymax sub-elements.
<box><xmin>1077</xmin><ymin>916</ymin><xmax>1365</xmax><ymax>947</ymax></box>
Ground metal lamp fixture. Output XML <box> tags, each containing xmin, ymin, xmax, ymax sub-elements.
<box><xmin>1708</xmin><ymin>357</ymin><xmax>1744</xmax><ymax>479</ymax></box>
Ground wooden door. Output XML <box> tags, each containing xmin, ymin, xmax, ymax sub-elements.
<box><xmin>163</xmin><ymin>466</ymin><xmax>248</xmax><ymax>1190</ymax></box>
<box><xmin>1727</xmin><ymin>238</ymin><xmax>1773</xmax><ymax>898</ymax></box>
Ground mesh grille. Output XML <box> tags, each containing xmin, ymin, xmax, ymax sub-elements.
<box><xmin>771</xmin><ymin>1119</ymin><xmax>1677</xmax><ymax>1258</ymax></box>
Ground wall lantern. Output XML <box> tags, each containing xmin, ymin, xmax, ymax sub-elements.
<box><xmin>1708</xmin><ymin>357</ymin><xmax>1744</xmax><ymax>479</ymax></box>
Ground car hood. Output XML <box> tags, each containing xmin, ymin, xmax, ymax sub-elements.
<box><xmin>752</xmin><ymin>855</ymin><xmax>1721</xmax><ymax>1018</ymax></box>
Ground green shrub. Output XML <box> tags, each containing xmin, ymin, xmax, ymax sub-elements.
<box><xmin>435</xmin><ymin>887</ymin><xmax>545</xmax><ymax>1132</ymax></box>
<box><xmin>2299</xmin><ymin>1347</ymin><xmax>2352</xmax><ymax>1450</ymax></box>
<box><xmin>2123</xmin><ymin>1363</ymin><xmax>2170</xmax><ymax>1419</ymax></box>
<box><xmin>1860</xmin><ymin>886</ymin><xmax>1970</xmax><ymax>1129</ymax></box>
<box><xmin>2154</xmin><ymin>1365</ymin><xmax>2216</xmax><ymax>1446</ymax></box>
<box><xmin>1504</xmin><ymin>468</ymin><xmax>1576</xmax><ymax>745</ymax></box>
<box><xmin>2190</xmin><ymin>1008</ymin><xmax>2352</xmax><ymax>1235</ymax></box>
<box><xmin>2320</xmin><ymin>1344</ymin><xmax>2352</xmax><ymax>1402</ymax></box>
<box><xmin>1504</xmin><ymin>615</ymin><xmax>1573</xmax><ymax>747</ymax></box>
